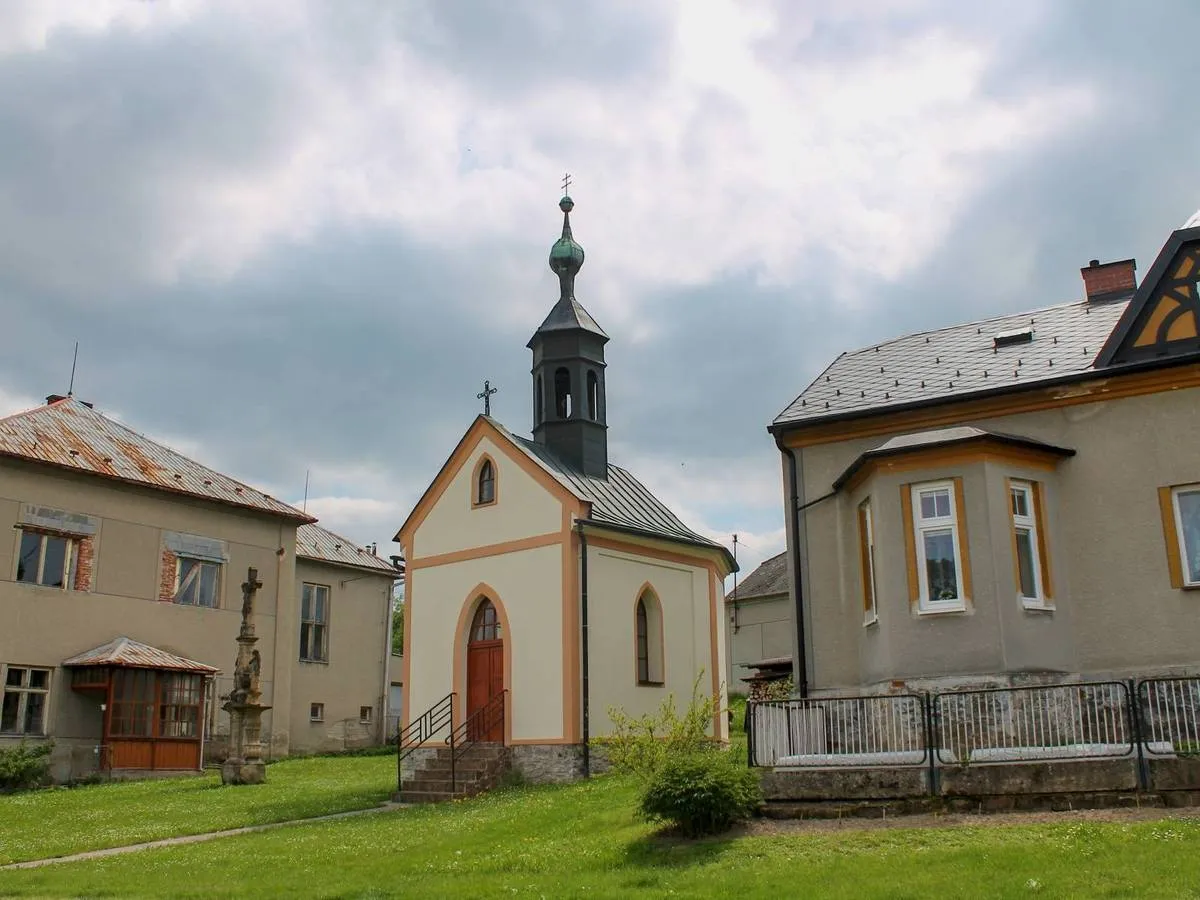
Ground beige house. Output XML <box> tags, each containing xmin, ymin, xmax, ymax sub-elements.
<box><xmin>724</xmin><ymin>551</ymin><xmax>791</xmax><ymax>692</ymax></box>
<box><xmin>770</xmin><ymin>214</ymin><xmax>1200</xmax><ymax>695</ymax></box>
<box><xmin>0</xmin><ymin>397</ymin><xmax>399</xmax><ymax>780</ymax></box>
<box><xmin>397</xmin><ymin>196</ymin><xmax>736</xmax><ymax>783</ymax></box>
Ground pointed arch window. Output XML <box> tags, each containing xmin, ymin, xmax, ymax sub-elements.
<box><xmin>635</xmin><ymin>590</ymin><xmax>664</xmax><ymax>685</ymax></box>
<box><xmin>586</xmin><ymin>370</ymin><xmax>599</xmax><ymax>421</ymax></box>
<box><xmin>535</xmin><ymin>374</ymin><xmax>544</xmax><ymax>425</ymax></box>
<box><xmin>554</xmin><ymin>367</ymin><xmax>572</xmax><ymax>418</ymax></box>
<box><xmin>470</xmin><ymin>599</ymin><xmax>501</xmax><ymax>642</ymax></box>
<box><xmin>473</xmin><ymin>456</ymin><xmax>496</xmax><ymax>507</ymax></box>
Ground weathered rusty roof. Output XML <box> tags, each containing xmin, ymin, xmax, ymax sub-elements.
<box><xmin>63</xmin><ymin>636</ymin><xmax>220</xmax><ymax>674</ymax></box>
<box><xmin>726</xmin><ymin>550</ymin><xmax>788</xmax><ymax>602</ymax></box>
<box><xmin>297</xmin><ymin>523</ymin><xmax>403</xmax><ymax>576</ymax></box>
<box><xmin>0</xmin><ymin>397</ymin><xmax>313</xmax><ymax>522</ymax></box>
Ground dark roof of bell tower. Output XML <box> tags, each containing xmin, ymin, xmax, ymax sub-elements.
<box><xmin>528</xmin><ymin>194</ymin><xmax>608</xmax><ymax>347</ymax></box>
<box><xmin>527</xmin><ymin>296</ymin><xmax>608</xmax><ymax>346</ymax></box>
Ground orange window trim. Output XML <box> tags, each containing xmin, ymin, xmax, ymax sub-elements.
<box><xmin>951</xmin><ymin>476</ymin><xmax>972</xmax><ymax>601</ymax></box>
<box><xmin>857</xmin><ymin>502</ymin><xmax>874</xmax><ymax>615</ymax></box>
<box><xmin>899</xmin><ymin>485</ymin><xmax>918</xmax><ymax>607</ymax></box>
<box><xmin>1158</xmin><ymin>486</ymin><xmax>1186</xmax><ymax>589</ymax></box>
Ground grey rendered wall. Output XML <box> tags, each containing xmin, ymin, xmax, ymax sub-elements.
<box><xmin>725</xmin><ymin>594</ymin><xmax>792</xmax><ymax>692</ymax></box>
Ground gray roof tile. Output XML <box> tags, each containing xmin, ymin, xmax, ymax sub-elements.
<box><xmin>773</xmin><ymin>298</ymin><xmax>1129</xmax><ymax>429</ymax></box>
<box><xmin>726</xmin><ymin>550</ymin><xmax>788</xmax><ymax>602</ymax></box>
<box><xmin>296</xmin><ymin>523</ymin><xmax>402</xmax><ymax>575</ymax></box>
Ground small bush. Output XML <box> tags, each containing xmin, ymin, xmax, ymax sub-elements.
<box><xmin>0</xmin><ymin>741</ymin><xmax>53</xmax><ymax>793</ymax></box>
<box><xmin>639</xmin><ymin>751</ymin><xmax>761</xmax><ymax>837</ymax></box>
<box><xmin>599</xmin><ymin>672</ymin><xmax>716</xmax><ymax>782</ymax></box>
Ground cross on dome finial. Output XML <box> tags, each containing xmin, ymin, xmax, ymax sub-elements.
<box><xmin>561</xmin><ymin>172</ymin><xmax>572</xmax><ymax>196</ymax></box>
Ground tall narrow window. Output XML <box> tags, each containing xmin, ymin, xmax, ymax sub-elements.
<box><xmin>586</xmin><ymin>371</ymin><xmax>599</xmax><ymax>421</ymax></box>
<box><xmin>175</xmin><ymin>557</ymin><xmax>220</xmax><ymax>607</ymax></box>
<box><xmin>858</xmin><ymin>500</ymin><xmax>878</xmax><ymax>624</ymax></box>
<box><xmin>535</xmin><ymin>375</ymin><xmax>544</xmax><ymax>425</ymax></box>
<box><xmin>910</xmin><ymin>481</ymin><xmax>966</xmax><ymax>611</ymax></box>
<box><xmin>634</xmin><ymin>590</ymin><xmax>664</xmax><ymax>685</ymax></box>
<box><xmin>1</xmin><ymin>666</ymin><xmax>50</xmax><ymax>734</ymax></box>
<box><xmin>476</xmin><ymin>459</ymin><xmax>496</xmax><ymax>505</ymax></box>
<box><xmin>16</xmin><ymin>529</ymin><xmax>76</xmax><ymax>589</ymax></box>
<box><xmin>636</xmin><ymin>599</ymin><xmax>650</xmax><ymax>683</ymax></box>
<box><xmin>159</xmin><ymin>673</ymin><xmax>202</xmax><ymax>738</ymax></box>
<box><xmin>554</xmin><ymin>367</ymin><xmax>572</xmax><ymax>418</ymax></box>
<box><xmin>300</xmin><ymin>583</ymin><xmax>330</xmax><ymax>662</ymax></box>
<box><xmin>1010</xmin><ymin>481</ymin><xmax>1049</xmax><ymax>606</ymax></box>
<box><xmin>1172</xmin><ymin>486</ymin><xmax>1200</xmax><ymax>587</ymax></box>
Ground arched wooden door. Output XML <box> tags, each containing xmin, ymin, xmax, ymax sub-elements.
<box><xmin>466</xmin><ymin>599</ymin><xmax>504</xmax><ymax>742</ymax></box>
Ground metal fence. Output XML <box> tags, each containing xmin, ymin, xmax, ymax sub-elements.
<box><xmin>748</xmin><ymin>694</ymin><xmax>928</xmax><ymax>768</ymax></box>
<box><xmin>748</xmin><ymin>676</ymin><xmax>1200</xmax><ymax>770</ymax></box>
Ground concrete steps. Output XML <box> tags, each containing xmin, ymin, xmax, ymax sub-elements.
<box><xmin>396</xmin><ymin>743</ymin><xmax>510</xmax><ymax>804</ymax></box>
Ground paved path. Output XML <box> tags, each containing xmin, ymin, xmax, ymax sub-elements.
<box><xmin>0</xmin><ymin>802</ymin><xmax>408</xmax><ymax>871</ymax></box>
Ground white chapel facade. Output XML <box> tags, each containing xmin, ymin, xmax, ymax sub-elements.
<box><xmin>396</xmin><ymin>195</ymin><xmax>736</xmax><ymax>781</ymax></box>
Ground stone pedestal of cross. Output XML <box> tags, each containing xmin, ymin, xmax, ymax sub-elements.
<box><xmin>221</xmin><ymin>566</ymin><xmax>273</xmax><ymax>785</ymax></box>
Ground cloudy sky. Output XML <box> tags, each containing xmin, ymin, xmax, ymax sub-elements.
<box><xmin>1</xmin><ymin>1</ymin><xmax>1198</xmax><ymax>580</ymax></box>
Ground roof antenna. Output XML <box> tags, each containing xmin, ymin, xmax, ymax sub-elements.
<box><xmin>730</xmin><ymin>534</ymin><xmax>740</xmax><ymax>633</ymax></box>
<box><xmin>302</xmin><ymin>469</ymin><xmax>310</xmax><ymax>514</ymax></box>
<box><xmin>67</xmin><ymin>342</ymin><xmax>79</xmax><ymax>397</ymax></box>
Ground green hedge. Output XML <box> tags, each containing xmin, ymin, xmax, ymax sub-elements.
<box><xmin>639</xmin><ymin>751</ymin><xmax>761</xmax><ymax>837</ymax></box>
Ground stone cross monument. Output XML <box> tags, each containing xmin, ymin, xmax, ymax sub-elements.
<box><xmin>221</xmin><ymin>566</ymin><xmax>272</xmax><ymax>785</ymax></box>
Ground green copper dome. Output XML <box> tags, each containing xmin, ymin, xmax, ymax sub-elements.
<box><xmin>549</xmin><ymin>195</ymin><xmax>584</xmax><ymax>275</ymax></box>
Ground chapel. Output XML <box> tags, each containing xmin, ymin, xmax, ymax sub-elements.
<box><xmin>395</xmin><ymin>194</ymin><xmax>736</xmax><ymax>784</ymax></box>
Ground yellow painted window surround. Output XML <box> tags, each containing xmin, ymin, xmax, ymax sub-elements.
<box><xmin>902</xmin><ymin>478</ymin><xmax>972</xmax><ymax>612</ymax></box>
<box><xmin>857</xmin><ymin>499</ymin><xmax>878</xmax><ymax>624</ymax></box>
<box><xmin>1160</xmin><ymin>484</ymin><xmax>1200</xmax><ymax>589</ymax></box>
<box><xmin>1008</xmin><ymin>480</ymin><xmax>1053</xmax><ymax>608</ymax></box>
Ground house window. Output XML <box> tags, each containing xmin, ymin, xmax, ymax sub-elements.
<box><xmin>910</xmin><ymin>481</ymin><xmax>967</xmax><ymax>611</ymax></box>
<box><xmin>300</xmin><ymin>583</ymin><xmax>329</xmax><ymax>662</ymax></box>
<box><xmin>310</xmin><ymin>702</ymin><xmax>324</xmax><ymax>722</ymax></box>
<box><xmin>16</xmin><ymin>529</ymin><xmax>76</xmax><ymax>589</ymax></box>
<box><xmin>476</xmin><ymin>459</ymin><xmax>496</xmax><ymax>506</ymax></box>
<box><xmin>359</xmin><ymin>705</ymin><xmax>372</xmax><ymax>724</ymax></box>
<box><xmin>858</xmin><ymin>500</ymin><xmax>878</xmax><ymax>624</ymax></box>
<box><xmin>109</xmin><ymin>669</ymin><xmax>155</xmax><ymax>737</ymax></box>
<box><xmin>470</xmin><ymin>599</ymin><xmax>501</xmax><ymax>641</ymax></box>
<box><xmin>175</xmin><ymin>557</ymin><xmax>220</xmax><ymax>607</ymax></box>
<box><xmin>1172</xmin><ymin>486</ymin><xmax>1200</xmax><ymax>587</ymax></box>
<box><xmin>1</xmin><ymin>666</ymin><xmax>50</xmax><ymax>734</ymax></box>
<box><xmin>158</xmin><ymin>673</ymin><xmax>202</xmax><ymax>738</ymax></box>
<box><xmin>1010</xmin><ymin>481</ymin><xmax>1051</xmax><ymax>606</ymax></box>
<box><xmin>635</xmin><ymin>590</ymin><xmax>664</xmax><ymax>685</ymax></box>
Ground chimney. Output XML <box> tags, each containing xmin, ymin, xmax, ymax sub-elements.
<box><xmin>1081</xmin><ymin>257</ymin><xmax>1137</xmax><ymax>303</ymax></box>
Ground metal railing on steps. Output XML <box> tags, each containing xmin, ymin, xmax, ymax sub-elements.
<box><xmin>396</xmin><ymin>692</ymin><xmax>453</xmax><ymax>791</ymax></box>
<box><xmin>444</xmin><ymin>689</ymin><xmax>507</xmax><ymax>795</ymax></box>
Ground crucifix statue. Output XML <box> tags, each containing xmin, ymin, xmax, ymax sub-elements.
<box><xmin>477</xmin><ymin>380</ymin><xmax>497</xmax><ymax>416</ymax></box>
<box><xmin>223</xmin><ymin>564</ymin><xmax>271</xmax><ymax>785</ymax></box>
<box><xmin>240</xmin><ymin>567</ymin><xmax>263</xmax><ymax>637</ymax></box>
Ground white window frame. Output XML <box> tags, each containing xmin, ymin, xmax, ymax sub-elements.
<box><xmin>174</xmin><ymin>557</ymin><xmax>221</xmax><ymax>608</ymax></box>
<box><xmin>359</xmin><ymin>705</ymin><xmax>373</xmax><ymax>724</ymax></box>
<box><xmin>911</xmin><ymin>480</ymin><xmax>966</xmax><ymax>612</ymax></box>
<box><xmin>309</xmin><ymin>702</ymin><xmax>325</xmax><ymax>723</ymax></box>
<box><xmin>1172</xmin><ymin>485</ymin><xmax>1200</xmax><ymax>588</ymax></box>
<box><xmin>860</xmin><ymin>499</ymin><xmax>878</xmax><ymax>626</ymax></box>
<box><xmin>1</xmin><ymin>665</ymin><xmax>51</xmax><ymax>735</ymax></box>
<box><xmin>1010</xmin><ymin>481</ymin><xmax>1048</xmax><ymax>608</ymax></box>
<box><xmin>16</xmin><ymin>529</ymin><xmax>76</xmax><ymax>590</ymax></box>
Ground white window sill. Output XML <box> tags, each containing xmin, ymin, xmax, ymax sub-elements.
<box><xmin>1021</xmin><ymin>599</ymin><xmax>1055</xmax><ymax>613</ymax></box>
<box><xmin>916</xmin><ymin>603</ymin><xmax>968</xmax><ymax>617</ymax></box>
<box><xmin>863</xmin><ymin>614</ymin><xmax>879</xmax><ymax>628</ymax></box>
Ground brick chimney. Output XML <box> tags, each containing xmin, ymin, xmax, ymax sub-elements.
<box><xmin>1081</xmin><ymin>257</ymin><xmax>1137</xmax><ymax>302</ymax></box>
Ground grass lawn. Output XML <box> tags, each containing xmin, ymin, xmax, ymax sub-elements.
<box><xmin>3</xmin><ymin>769</ymin><xmax>1200</xmax><ymax>898</ymax></box>
<box><xmin>0</xmin><ymin>754</ymin><xmax>394</xmax><ymax>865</ymax></box>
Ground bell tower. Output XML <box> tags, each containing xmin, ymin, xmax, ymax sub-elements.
<box><xmin>528</xmin><ymin>193</ymin><xmax>609</xmax><ymax>478</ymax></box>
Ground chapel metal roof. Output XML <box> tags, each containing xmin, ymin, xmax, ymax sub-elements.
<box><xmin>296</xmin><ymin>523</ymin><xmax>402</xmax><ymax>575</ymax></box>
<box><xmin>502</xmin><ymin>427</ymin><xmax>733</xmax><ymax>565</ymax></box>
<box><xmin>725</xmin><ymin>550</ymin><xmax>788</xmax><ymax>602</ymax></box>
<box><xmin>62</xmin><ymin>636</ymin><xmax>220</xmax><ymax>674</ymax></box>
<box><xmin>0</xmin><ymin>397</ymin><xmax>313</xmax><ymax>522</ymax></box>
<box><xmin>527</xmin><ymin>296</ymin><xmax>608</xmax><ymax>344</ymax></box>
<box><xmin>772</xmin><ymin>297</ymin><xmax>1130</xmax><ymax>431</ymax></box>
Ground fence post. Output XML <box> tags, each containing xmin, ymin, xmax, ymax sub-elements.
<box><xmin>924</xmin><ymin>691</ymin><xmax>939</xmax><ymax>798</ymax></box>
<box><xmin>746</xmin><ymin>702</ymin><xmax>755</xmax><ymax>767</ymax></box>
<box><xmin>1128</xmin><ymin>678</ymin><xmax>1148</xmax><ymax>792</ymax></box>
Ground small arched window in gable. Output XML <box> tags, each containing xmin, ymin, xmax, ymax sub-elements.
<box><xmin>471</xmin><ymin>598</ymin><xmax>501</xmax><ymax>642</ymax></box>
<box><xmin>635</xmin><ymin>590</ymin><xmax>664</xmax><ymax>685</ymax></box>
<box><xmin>475</xmin><ymin>458</ymin><xmax>496</xmax><ymax>506</ymax></box>
<box><xmin>586</xmin><ymin>370</ymin><xmax>598</xmax><ymax>421</ymax></box>
<box><xmin>554</xmin><ymin>367</ymin><xmax>572</xmax><ymax>418</ymax></box>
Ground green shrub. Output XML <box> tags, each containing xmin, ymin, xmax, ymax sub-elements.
<box><xmin>639</xmin><ymin>751</ymin><xmax>761</xmax><ymax>837</ymax></box>
<box><xmin>598</xmin><ymin>672</ymin><xmax>716</xmax><ymax>782</ymax></box>
<box><xmin>0</xmin><ymin>741</ymin><xmax>53</xmax><ymax>793</ymax></box>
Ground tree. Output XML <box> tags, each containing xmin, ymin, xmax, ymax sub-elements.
<box><xmin>391</xmin><ymin>597</ymin><xmax>405</xmax><ymax>656</ymax></box>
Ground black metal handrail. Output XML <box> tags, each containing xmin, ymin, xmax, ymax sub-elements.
<box><xmin>445</xmin><ymin>689</ymin><xmax>507</xmax><ymax>794</ymax></box>
<box><xmin>396</xmin><ymin>692</ymin><xmax>454</xmax><ymax>790</ymax></box>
